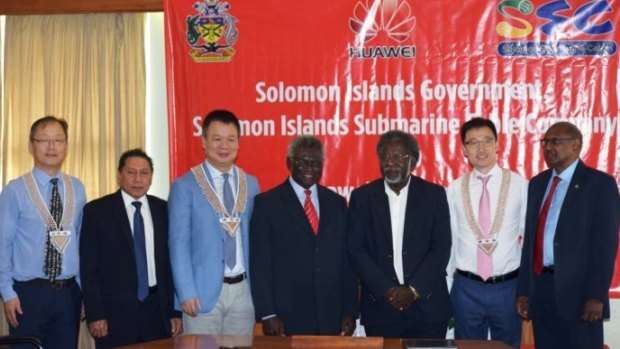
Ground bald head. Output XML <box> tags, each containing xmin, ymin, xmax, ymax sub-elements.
<box><xmin>542</xmin><ymin>122</ymin><xmax>582</xmax><ymax>173</ymax></box>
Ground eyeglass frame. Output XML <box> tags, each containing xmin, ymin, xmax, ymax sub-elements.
<box><xmin>463</xmin><ymin>137</ymin><xmax>495</xmax><ymax>149</ymax></box>
<box><xmin>379</xmin><ymin>153</ymin><xmax>412</xmax><ymax>163</ymax></box>
<box><xmin>31</xmin><ymin>138</ymin><xmax>67</xmax><ymax>146</ymax></box>
<box><xmin>539</xmin><ymin>137</ymin><xmax>575</xmax><ymax>147</ymax></box>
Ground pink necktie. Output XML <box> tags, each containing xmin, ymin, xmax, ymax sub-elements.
<box><xmin>304</xmin><ymin>189</ymin><xmax>319</xmax><ymax>235</ymax></box>
<box><xmin>477</xmin><ymin>175</ymin><xmax>492</xmax><ymax>280</ymax></box>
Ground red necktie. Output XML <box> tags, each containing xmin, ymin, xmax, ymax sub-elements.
<box><xmin>533</xmin><ymin>176</ymin><xmax>561</xmax><ymax>275</ymax></box>
<box><xmin>304</xmin><ymin>189</ymin><xmax>319</xmax><ymax>235</ymax></box>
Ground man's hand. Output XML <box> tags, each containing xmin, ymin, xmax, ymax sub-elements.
<box><xmin>581</xmin><ymin>298</ymin><xmax>603</xmax><ymax>322</ymax></box>
<box><xmin>3</xmin><ymin>298</ymin><xmax>23</xmax><ymax>328</ymax></box>
<box><xmin>88</xmin><ymin>319</ymin><xmax>108</xmax><ymax>338</ymax></box>
<box><xmin>340</xmin><ymin>315</ymin><xmax>356</xmax><ymax>336</ymax></box>
<box><xmin>262</xmin><ymin>316</ymin><xmax>286</xmax><ymax>336</ymax></box>
<box><xmin>170</xmin><ymin>318</ymin><xmax>183</xmax><ymax>337</ymax></box>
<box><xmin>181</xmin><ymin>298</ymin><xmax>202</xmax><ymax>317</ymax></box>
<box><xmin>385</xmin><ymin>286</ymin><xmax>417</xmax><ymax>311</ymax></box>
<box><xmin>516</xmin><ymin>296</ymin><xmax>530</xmax><ymax>319</ymax></box>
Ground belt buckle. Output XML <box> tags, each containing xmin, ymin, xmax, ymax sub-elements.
<box><xmin>50</xmin><ymin>280</ymin><xmax>64</xmax><ymax>290</ymax></box>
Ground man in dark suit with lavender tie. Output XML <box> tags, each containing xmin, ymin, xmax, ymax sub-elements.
<box><xmin>516</xmin><ymin>122</ymin><xmax>619</xmax><ymax>349</ymax></box>
<box><xmin>250</xmin><ymin>136</ymin><xmax>357</xmax><ymax>336</ymax></box>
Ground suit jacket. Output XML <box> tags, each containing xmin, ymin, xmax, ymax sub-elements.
<box><xmin>80</xmin><ymin>191</ymin><xmax>178</xmax><ymax>333</ymax></box>
<box><xmin>168</xmin><ymin>164</ymin><xmax>260</xmax><ymax>312</ymax></box>
<box><xmin>517</xmin><ymin>160</ymin><xmax>619</xmax><ymax>320</ymax></box>
<box><xmin>250</xmin><ymin>180</ymin><xmax>358</xmax><ymax>335</ymax></box>
<box><xmin>348</xmin><ymin>176</ymin><xmax>452</xmax><ymax>327</ymax></box>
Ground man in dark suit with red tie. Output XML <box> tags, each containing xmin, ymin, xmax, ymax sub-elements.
<box><xmin>516</xmin><ymin>122</ymin><xmax>619</xmax><ymax>349</ymax></box>
<box><xmin>348</xmin><ymin>130</ymin><xmax>452</xmax><ymax>338</ymax></box>
<box><xmin>80</xmin><ymin>149</ymin><xmax>182</xmax><ymax>348</ymax></box>
<box><xmin>250</xmin><ymin>136</ymin><xmax>357</xmax><ymax>336</ymax></box>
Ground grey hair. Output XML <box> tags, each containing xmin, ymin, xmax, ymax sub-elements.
<box><xmin>287</xmin><ymin>135</ymin><xmax>324</xmax><ymax>161</ymax></box>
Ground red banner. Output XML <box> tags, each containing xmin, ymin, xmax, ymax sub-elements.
<box><xmin>164</xmin><ymin>0</ymin><xmax>620</xmax><ymax>295</ymax></box>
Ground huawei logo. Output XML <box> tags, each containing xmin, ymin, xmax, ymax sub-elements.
<box><xmin>349</xmin><ymin>0</ymin><xmax>416</xmax><ymax>43</ymax></box>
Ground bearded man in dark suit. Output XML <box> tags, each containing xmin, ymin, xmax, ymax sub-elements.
<box><xmin>348</xmin><ymin>130</ymin><xmax>452</xmax><ymax>338</ymax></box>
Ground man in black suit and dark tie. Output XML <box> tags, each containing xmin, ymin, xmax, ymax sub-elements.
<box><xmin>250</xmin><ymin>136</ymin><xmax>357</xmax><ymax>336</ymax></box>
<box><xmin>348</xmin><ymin>130</ymin><xmax>452</xmax><ymax>338</ymax></box>
<box><xmin>516</xmin><ymin>122</ymin><xmax>619</xmax><ymax>349</ymax></box>
<box><xmin>80</xmin><ymin>149</ymin><xmax>182</xmax><ymax>348</ymax></box>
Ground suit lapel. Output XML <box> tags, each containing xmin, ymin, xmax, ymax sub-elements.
<box><xmin>533</xmin><ymin>170</ymin><xmax>553</xmax><ymax>215</ymax></box>
<box><xmin>555</xmin><ymin>161</ymin><xmax>586</xmax><ymax>235</ymax></box>
<box><xmin>148</xmin><ymin>196</ymin><xmax>164</xmax><ymax>271</ymax></box>
<box><xmin>282</xmin><ymin>181</ymin><xmax>316</xmax><ymax>238</ymax></box>
<box><xmin>370</xmin><ymin>181</ymin><xmax>393</xmax><ymax>248</ymax></box>
<box><xmin>316</xmin><ymin>186</ymin><xmax>333</xmax><ymax>239</ymax></box>
<box><xmin>402</xmin><ymin>177</ymin><xmax>420</xmax><ymax>257</ymax></box>
<box><xmin>112</xmin><ymin>190</ymin><xmax>135</xmax><ymax>250</ymax></box>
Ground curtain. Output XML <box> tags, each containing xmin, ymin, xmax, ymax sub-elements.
<box><xmin>1</xmin><ymin>13</ymin><xmax>145</xmax><ymax>198</ymax></box>
<box><xmin>0</xmin><ymin>13</ymin><xmax>146</xmax><ymax>349</ymax></box>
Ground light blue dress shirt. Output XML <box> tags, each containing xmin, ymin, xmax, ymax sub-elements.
<box><xmin>0</xmin><ymin>167</ymin><xmax>87</xmax><ymax>301</ymax></box>
<box><xmin>288</xmin><ymin>177</ymin><xmax>320</xmax><ymax>218</ymax></box>
<box><xmin>542</xmin><ymin>159</ymin><xmax>579</xmax><ymax>266</ymax></box>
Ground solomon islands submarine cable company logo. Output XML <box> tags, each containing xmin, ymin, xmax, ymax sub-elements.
<box><xmin>186</xmin><ymin>0</ymin><xmax>238</xmax><ymax>63</ymax></box>
<box><xmin>495</xmin><ymin>0</ymin><xmax>617</xmax><ymax>57</ymax></box>
<box><xmin>348</xmin><ymin>0</ymin><xmax>417</xmax><ymax>59</ymax></box>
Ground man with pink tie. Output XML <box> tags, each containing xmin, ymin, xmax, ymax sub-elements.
<box><xmin>447</xmin><ymin>117</ymin><xmax>528</xmax><ymax>348</ymax></box>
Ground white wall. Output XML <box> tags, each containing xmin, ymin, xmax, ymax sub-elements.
<box><xmin>145</xmin><ymin>12</ymin><xmax>170</xmax><ymax>199</ymax></box>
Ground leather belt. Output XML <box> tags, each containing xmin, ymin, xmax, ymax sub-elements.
<box><xmin>456</xmin><ymin>269</ymin><xmax>519</xmax><ymax>284</ymax></box>
<box><xmin>541</xmin><ymin>266</ymin><xmax>555</xmax><ymax>275</ymax></box>
<box><xmin>223</xmin><ymin>273</ymin><xmax>246</xmax><ymax>284</ymax></box>
<box><xmin>23</xmin><ymin>277</ymin><xmax>76</xmax><ymax>290</ymax></box>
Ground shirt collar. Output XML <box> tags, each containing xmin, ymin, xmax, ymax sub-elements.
<box><xmin>32</xmin><ymin>167</ymin><xmax>59</xmax><ymax>186</ymax></box>
<box><xmin>384</xmin><ymin>175</ymin><xmax>411</xmax><ymax>196</ymax></box>
<box><xmin>552</xmin><ymin>158</ymin><xmax>579</xmax><ymax>183</ymax></box>
<box><xmin>120</xmin><ymin>189</ymin><xmax>147</xmax><ymax>209</ymax></box>
<box><xmin>472</xmin><ymin>164</ymin><xmax>500</xmax><ymax>179</ymax></box>
<box><xmin>288</xmin><ymin>176</ymin><xmax>318</xmax><ymax>198</ymax></box>
<box><xmin>204</xmin><ymin>160</ymin><xmax>235</xmax><ymax>179</ymax></box>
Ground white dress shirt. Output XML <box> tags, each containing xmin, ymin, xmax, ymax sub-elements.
<box><xmin>288</xmin><ymin>177</ymin><xmax>320</xmax><ymax>217</ymax></box>
<box><xmin>446</xmin><ymin>165</ymin><xmax>528</xmax><ymax>282</ymax></box>
<box><xmin>385</xmin><ymin>178</ymin><xmax>410</xmax><ymax>285</ymax></box>
<box><xmin>121</xmin><ymin>190</ymin><xmax>157</xmax><ymax>287</ymax></box>
<box><xmin>204</xmin><ymin>160</ymin><xmax>246</xmax><ymax>277</ymax></box>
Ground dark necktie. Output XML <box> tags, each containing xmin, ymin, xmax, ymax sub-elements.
<box><xmin>44</xmin><ymin>178</ymin><xmax>63</xmax><ymax>281</ymax></box>
<box><xmin>132</xmin><ymin>201</ymin><xmax>149</xmax><ymax>301</ymax></box>
<box><xmin>222</xmin><ymin>173</ymin><xmax>236</xmax><ymax>269</ymax></box>
<box><xmin>304</xmin><ymin>189</ymin><xmax>319</xmax><ymax>235</ymax></box>
<box><xmin>533</xmin><ymin>176</ymin><xmax>561</xmax><ymax>275</ymax></box>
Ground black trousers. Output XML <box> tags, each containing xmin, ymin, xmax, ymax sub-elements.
<box><xmin>11</xmin><ymin>280</ymin><xmax>81</xmax><ymax>349</ymax></box>
<box><xmin>530</xmin><ymin>273</ymin><xmax>604</xmax><ymax>349</ymax></box>
<box><xmin>94</xmin><ymin>289</ymin><xmax>169</xmax><ymax>349</ymax></box>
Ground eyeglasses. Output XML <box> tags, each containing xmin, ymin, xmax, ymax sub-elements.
<box><xmin>539</xmin><ymin>137</ymin><xmax>574</xmax><ymax>147</ymax></box>
<box><xmin>292</xmin><ymin>158</ymin><xmax>322</xmax><ymax>168</ymax></box>
<box><xmin>380</xmin><ymin>153</ymin><xmax>411</xmax><ymax>163</ymax></box>
<box><xmin>32</xmin><ymin>138</ymin><xmax>67</xmax><ymax>146</ymax></box>
<box><xmin>464</xmin><ymin>138</ymin><xmax>495</xmax><ymax>149</ymax></box>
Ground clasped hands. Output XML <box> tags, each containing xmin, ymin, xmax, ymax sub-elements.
<box><xmin>385</xmin><ymin>285</ymin><xmax>419</xmax><ymax>312</ymax></box>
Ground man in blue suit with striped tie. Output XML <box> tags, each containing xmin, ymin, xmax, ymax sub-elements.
<box><xmin>168</xmin><ymin>110</ymin><xmax>260</xmax><ymax>335</ymax></box>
